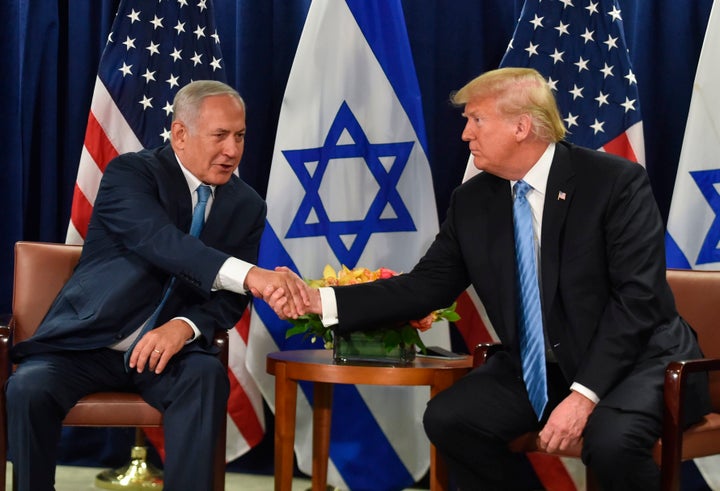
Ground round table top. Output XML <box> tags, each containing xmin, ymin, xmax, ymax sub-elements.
<box><xmin>267</xmin><ymin>349</ymin><xmax>472</xmax><ymax>386</ymax></box>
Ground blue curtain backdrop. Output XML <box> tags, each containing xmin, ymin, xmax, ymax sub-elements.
<box><xmin>0</xmin><ymin>0</ymin><xmax>714</xmax><ymax>473</ymax></box>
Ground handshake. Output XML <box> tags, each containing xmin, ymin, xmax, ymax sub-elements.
<box><xmin>245</xmin><ymin>266</ymin><xmax>321</xmax><ymax>319</ymax></box>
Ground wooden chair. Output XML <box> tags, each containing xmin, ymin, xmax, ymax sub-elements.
<box><xmin>473</xmin><ymin>268</ymin><xmax>720</xmax><ymax>491</ymax></box>
<box><xmin>0</xmin><ymin>241</ymin><xmax>229</xmax><ymax>490</ymax></box>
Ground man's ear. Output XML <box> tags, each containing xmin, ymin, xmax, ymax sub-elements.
<box><xmin>171</xmin><ymin>120</ymin><xmax>186</xmax><ymax>149</ymax></box>
<box><xmin>514</xmin><ymin>113</ymin><xmax>533</xmax><ymax>141</ymax></box>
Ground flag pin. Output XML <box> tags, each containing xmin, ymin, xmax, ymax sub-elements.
<box><xmin>558</xmin><ymin>191</ymin><xmax>566</xmax><ymax>201</ymax></box>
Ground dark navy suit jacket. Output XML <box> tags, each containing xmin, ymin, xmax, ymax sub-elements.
<box><xmin>12</xmin><ymin>144</ymin><xmax>266</xmax><ymax>360</ymax></box>
<box><xmin>332</xmin><ymin>141</ymin><xmax>710</xmax><ymax>422</ymax></box>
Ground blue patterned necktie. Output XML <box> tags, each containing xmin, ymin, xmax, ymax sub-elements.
<box><xmin>124</xmin><ymin>184</ymin><xmax>212</xmax><ymax>368</ymax></box>
<box><xmin>513</xmin><ymin>180</ymin><xmax>548</xmax><ymax>419</ymax></box>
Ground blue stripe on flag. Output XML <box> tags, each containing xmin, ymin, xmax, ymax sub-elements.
<box><xmin>324</xmin><ymin>384</ymin><xmax>415</xmax><ymax>490</ymax></box>
<box><xmin>345</xmin><ymin>0</ymin><xmax>428</xmax><ymax>155</ymax></box>
<box><xmin>665</xmin><ymin>232</ymin><xmax>692</xmax><ymax>269</ymax></box>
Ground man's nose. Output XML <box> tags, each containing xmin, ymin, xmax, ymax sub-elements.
<box><xmin>461</xmin><ymin>122</ymin><xmax>474</xmax><ymax>141</ymax></box>
<box><xmin>224</xmin><ymin>139</ymin><xmax>242</xmax><ymax>157</ymax></box>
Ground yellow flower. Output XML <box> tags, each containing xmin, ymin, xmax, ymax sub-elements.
<box><xmin>285</xmin><ymin>264</ymin><xmax>459</xmax><ymax>353</ymax></box>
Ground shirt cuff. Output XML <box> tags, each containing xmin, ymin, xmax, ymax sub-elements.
<box><xmin>570</xmin><ymin>382</ymin><xmax>600</xmax><ymax>404</ymax></box>
<box><xmin>214</xmin><ymin>257</ymin><xmax>254</xmax><ymax>294</ymax></box>
<box><xmin>319</xmin><ymin>287</ymin><xmax>338</xmax><ymax>327</ymax></box>
<box><xmin>173</xmin><ymin>316</ymin><xmax>201</xmax><ymax>344</ymax></box>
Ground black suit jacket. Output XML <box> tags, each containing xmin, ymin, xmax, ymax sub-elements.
<box><xmin>333</xmin><ymin>141</ymin><xmax>709</xmax><ymax>420</ymax></box>
<box><xmin>12</xmin><ymin>144</ymin><xmax>266</xmax><ymax>359</ymax></box>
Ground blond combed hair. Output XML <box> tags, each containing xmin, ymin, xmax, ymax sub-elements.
<box><xmin>452</xmin><ymin>67</ymin><xmax>566</xmax><ymax>143</ymax></box>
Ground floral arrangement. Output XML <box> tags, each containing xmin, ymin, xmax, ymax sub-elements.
<box><xmin>285</xmin><ymin>264</ymin><xmax>460</xmax><ymax>354</ymax></box>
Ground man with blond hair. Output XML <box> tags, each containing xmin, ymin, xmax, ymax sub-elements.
<box><xmin>267</xmin><ymin>67</ymin><xmax>710</xmax><ymax>490</ymax></box>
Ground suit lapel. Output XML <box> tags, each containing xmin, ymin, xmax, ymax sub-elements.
<box><xmin>201</xmin><ymin>177</ymin><xmax>238</xmax><ymax>243</ymax></box>
<box><xmin>157</xmin><ymin>145</ymin><xmax>194</xmax><ymax>232</ymax></box>
<box><xmin>541</xmin><ymin>143</ymin><xmax>575</xmax><ymax>312</ymax></box>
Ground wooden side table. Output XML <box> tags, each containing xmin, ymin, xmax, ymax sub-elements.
<box><xmin>266</xmin><ymin>349</ymin><xmax>472</xmax><ymax>491</ymax></box>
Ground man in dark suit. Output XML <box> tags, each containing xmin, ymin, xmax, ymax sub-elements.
<box><xmin>266</xmin><ymin>68</ymin><xmax>710</xmax><ymax>490</ymax></box>
<box><xmin>6</xmin><ymin>80</ymin><xmax>308</xmax><ymax>491</ymax></box>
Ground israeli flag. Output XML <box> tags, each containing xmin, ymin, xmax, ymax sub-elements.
<box><xmin>666</xmin><ymin>3</ymin><xmax>720</xmax><ymax>271</ymax></box>
<box><xmin>246</xmin><ymin>1</ymin><xmax>449</xmax><ymax>489</ymax></box>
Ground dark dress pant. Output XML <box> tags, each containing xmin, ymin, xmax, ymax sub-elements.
<box><xmin>423</xmin><ymin>352</ymin><xmax>663</xmax><ymax>491</ymax></box>
<box><xmin>5</xmin><ymin>348</ymin><xmax>229</xmax><ymax>491</ymax></box>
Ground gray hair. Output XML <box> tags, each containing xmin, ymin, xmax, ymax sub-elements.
<box><xmin>172</xmin><ymin>80</ymin><xmax>245</xmax><ymax>132</ymax></box>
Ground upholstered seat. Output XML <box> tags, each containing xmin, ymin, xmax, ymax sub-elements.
<box><xmin>0</xmin><ymin>241</ymin><xmax>228</xmax><ymax>490</ymax></box>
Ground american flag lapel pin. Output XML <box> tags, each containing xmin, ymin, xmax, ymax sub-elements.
<box><xmin>557</xmin><ymin>191</ymin><xmax>567</xmax><ymax>201</ymax></box>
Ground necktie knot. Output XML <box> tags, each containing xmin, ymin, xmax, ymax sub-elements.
<box><xmin>514</xmin><ymin>180</ymin><xmax>531</xmax><ymax>200</ymax></box>
<box><xmin>196</xmin><ymin>184</ymin><xmax>211</xmax><ymax>205</ymax></box>
<box><xmin>189</xmin><ymin>185</ymin><xmax>211</xmax><ymax>238</ymax></box>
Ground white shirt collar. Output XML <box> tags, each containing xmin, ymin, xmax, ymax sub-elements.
<box><xmin>513</xmin><ymin>142</ymin><xmax>556</xmax><ymax>195</ymax></box>
<box><xmin>174</xmin><ymin>154</ymin><xmax>216</xmax><ymax>203</ymax></box>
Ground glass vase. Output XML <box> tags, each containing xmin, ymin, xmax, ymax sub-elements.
<box><xmin>332</xmin><ymin>328</ymin><xmax>416</xmax><ymax>365</ymax></box>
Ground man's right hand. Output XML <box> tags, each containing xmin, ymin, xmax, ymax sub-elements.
<box><xmin>262</xmin><ymin>267</ymin><xmax>322</xmax><ymax>319</ymax></box>
<box><xmin>245</xmin><ymin>266</ymin><xmax>310</xmax><ymax>318</ymax></box>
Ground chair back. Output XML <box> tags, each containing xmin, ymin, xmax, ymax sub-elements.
<box><xmin>12</xmin><ymin>241</ymin><xmax>82</xmax><ymax>344</ymax></box>
<box><xmin>667</xmin><ymin>269</ymin><xmax>720</xmax><ymax>411</ymax></box>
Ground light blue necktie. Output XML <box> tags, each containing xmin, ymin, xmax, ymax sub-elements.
<box><xmin>513</xmin><ymin>180</ymin><xmax>548</xmax><ymax>419</ymax></box>
<box><xmin>124</xmin><ymin>184</ymin><xmax>212</xmax><ymax>368</ymax></box>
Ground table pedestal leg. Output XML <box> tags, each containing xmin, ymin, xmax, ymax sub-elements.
<box><xmin>273</xmin><ymin>362</ymin><xmax>297</xmax><ymax>491</ymax></box>
<box><xmin>312</xmin><ymin>382</ymin><xmax>333</xmax><ymax>491</ymax></box>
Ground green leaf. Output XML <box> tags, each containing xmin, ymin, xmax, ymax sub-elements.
<box><xmin>285</xmin><ymin>324</ymin><xmax>310</xmax><ymax>339</ymax></box>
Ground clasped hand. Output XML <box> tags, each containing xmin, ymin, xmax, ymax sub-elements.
<box><xmin>246</xmin><ymin>266</ymin><xmax>315</xmax><ymax>318</ymax></box>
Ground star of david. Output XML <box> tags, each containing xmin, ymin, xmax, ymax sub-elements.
<box><xmin>691</xmin><ymin>168</ymin><xmax>720</xmax><ymax>264</ymax></box>
<box><xmin>283</xmin><ymin>101</ymin><xmax>416</xmax><ymax>267</ymax></box>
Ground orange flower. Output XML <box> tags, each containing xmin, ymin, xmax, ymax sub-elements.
<box><xmin>287</xmin><ymin>264</ymin><xmax>459</xmax><ymax>353</ymax></box>
<box><xmin>409</xmin><ymin>312</ymin><xmax>435</xmax><ymax>332</ymax></box>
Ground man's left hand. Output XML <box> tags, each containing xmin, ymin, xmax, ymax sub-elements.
<box><xmin>538</xmin><ymin>390</ymin><xmax>596</xmax><ymax>453</ymax></box>
<box><xmin>127</xmin><ymin>319</ymin><xmax>194</xmax><ymax>374</ymax></box>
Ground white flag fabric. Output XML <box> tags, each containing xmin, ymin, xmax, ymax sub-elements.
<box><xmin>666</xmin><ymin>2</ymin><xmax>720</xmax><ymax>271</ymax></box>
<box><xmin>246</xmin><ymin>0</ymin><xmax>449</xmax><ymax>488</ymax></box>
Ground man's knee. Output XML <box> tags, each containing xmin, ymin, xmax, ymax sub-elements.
<box><xmin>6</xmin><ymin>368</ymin><xmax>57</xmax><ymax>414</ymax></box>
<box><xmin>175</xmin><ymin>354</ymin><xmax>230</xmax><ymax>400</ymax></box>
<box><xmin>582</xmin><ymin>406</ymin><xmax>661</xmax><ymax>488</ymax></box>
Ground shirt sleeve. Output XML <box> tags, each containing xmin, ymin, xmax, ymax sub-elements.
<box><xmin>570</xmin><ymin>382</ymin><xmax>600</xmax><ymax>404</ymax></box>
<box><xmin>213</xmin><ymin>257</ymin><xmax>254</xmax><ymax>294</ymax></box>
<box><xmin>173</xmin><ymin>316</ymin><xmax>202</xmax><ymax>344</ymax></box>
<box><xmin>319</xmin><ymin>287</ymin><xmax>339</xmax><ymax>326</ymax></box>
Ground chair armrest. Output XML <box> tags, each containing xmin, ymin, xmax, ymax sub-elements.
<box><xmin>661</xmin><ymin>358</ymin><xmax>720</xmax><ymax>489</ymax></box>
<box><xmin>0</xmin><ymin>317</ymin><xmax>12</xmax><ymax>386</ymax></box>
<box><xmin>212</xmin><ymin>330</ymin><xmax>229</xmax><ymax>368</ymax></box>
<box><xmin>472</xmin><ymin>342</ymin><xmax>504</xmax><ymax>368</ymax></box>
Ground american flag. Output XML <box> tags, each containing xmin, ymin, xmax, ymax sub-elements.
<box><xmin>66</xmin><ymin>0</ymin><xmax>265</xmax><ymax>462</ymax></box>
<box><xmin>458</xmin><ymin>0</ymin><xmax>645</xmax><ymax>488</ymax></box>
<box><xmin>501</xmin><ymin>0</ymin><xmax>644</xmax><ymax>163</ymax></box>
